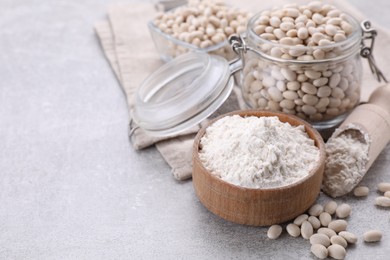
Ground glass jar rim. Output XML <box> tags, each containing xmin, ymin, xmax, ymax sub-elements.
<box><xmin>246</xmin><ymin>11</ymin><xmax>361</xmax><ymax>62</ymax></box>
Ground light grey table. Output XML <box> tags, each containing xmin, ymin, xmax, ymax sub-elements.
<box><xmin>1</xmin><ymin>0</ymin><xmax>389</xmax><ymax>259</ymax></box>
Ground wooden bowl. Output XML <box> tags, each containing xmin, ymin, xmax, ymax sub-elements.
<box><xmin>192</xmin><ymin>110</ymin><xmax>326</xmax><ymax>226</ymax></box>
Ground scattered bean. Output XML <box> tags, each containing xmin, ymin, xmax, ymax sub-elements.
<box><xmin>378</xmin><ymin>182</ymin><xmax>390</xmax><ymax>193</ymax></box>
<box><xmin>353</xmin><ymin>186</ymin><xmax>369</xmax><ymax>197</ymax></box>
<box><xmin>328</xmin><ymin>220</ymin><xmax>348</xmax><ymax>232</ymax></box>
<box><xmin>286</xmin><ymin>223</ymin><xmax>301</xmax><ymax>237</ymax></box>
<box><xmin>375</xmin><ymin>196</ymin><xmax>390</xmax><ymax>207</ymax></box>
<box><xmin>364</xmin><ymin>230</ymin><xmax>382</xmax><ymax>242</ymax></box>
<box><xmin>267</xmin><ymin>225</ymin><xmax>283</xmax><ymax>239</ymax></box>
<box><xmin>335</xmin><ymin>203</ymin><xmax>352</xmax><ymax>218</ymax></box>
<box><xmin>324</xmin><ymin>201</ymin><xmax>338</xmax><ymax>215</ymax></box>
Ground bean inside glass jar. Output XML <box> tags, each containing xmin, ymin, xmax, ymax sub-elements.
<box><xmin>240</xmin><ymin>1</ymin><xmax>362</xmax><ymax>127</ymax></box>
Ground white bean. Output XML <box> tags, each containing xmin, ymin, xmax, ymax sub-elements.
<box><xmin>270</xmin><ymin>47</ymin><xmax>283</xmax><ymax>58</ymax></box>
<box><xmin>364</xmin><ymin>230</ymin><xmax>382</xmax><ymax>242</ymax></box>
<box><xmin>267</xmin><ymin>225</ymin><xmax>283</xmax><ymax>239</ymax></box>
<box><xmin>283</xmin><ymin>90</ymin><xmax>299</xmax><ymax>100</ymax></box>
<box><xmin>339</xmin><ymin>231</ymin><xmax>358</xmax><ymax>244</ymax></box>
<box><xmin>294</xmin><ymin>214</ymin><xmax>309</xmax><ymax>226</ymax></box>
<box><xmin>318</xmin><ymin>227</ymin><xmax>337</xmax><ymax>238</ymax></box>
<box><xmin>324</xmin><ymin>201</ymin><xmax>338</xmax><ymax>215</ymax></box>
<box><xmin>329</xmin><ymin>73</ymin><xmax>341</xmax><ymax>88</ymax></box>
<box><xmin>335</xmin><ymin>203</ymin><xmax>352</xmax><ymax>218</ymax></box>
<box><xmin>375</xmin><ymin>196</ymin><xmax>390</xmax><ymax>207</ymax></box>
<box><xmin>328</xmin><ymin>219</ymin><xmax>348</xmax><ymax>232</ymax></box>
<box><xmin>312</xmin><ymin>13</ymin><xmax>324</xmax><ymax>24</ymax></box>
<box><xmin>286</xmin><ymin>223</ymin><xmax>301</xmax><ymax>237</ymax></box>
<box><xmin>301</xmin><ymin>220</ymin><xmax>313</xmax><ymax>239</ymax></box>
<box><xmin>378</xmin><ymin>182</ymin><xmax>390</xmax><ymax>192</ymax></box>
<box><xmin>334</xmin><ymin>33</ymin><xmax>346</xmax><ymax>42</ymax></box>
<box><xmin>254</xmin><ymin>25</ymin><xmax>266</xmax><ymax>35</ymax></box>
<box><xmin>271</xmin><ymin>69</ymin><xmax>285</xmax><ymax>81</ymax></box>
<box><xmin>341</xmin><ymin>21</ymin><xmax>353</xmax><ymax>34</ymax></box>
<box><xmin>280</xmin><ymin>22</ymin><xmax>295</xmax><ymax>31</ymax></box>
<box><xmin>308</xmin><ymin>1</ymin><xmax>322</xmax><ymax>12</ymax></box>
<box><xmin>319</xmin><ymin>212</ymin><xmax>332</xmax><ymax>227</ymax></box>
<box><xmin>302</xmin><ymin>105</ymin><xmax>317</xmax><ymax>115</ymax></box>
<box><xmin>263</xmin><ymin>76</ymin><xmax>276</xmax><ymax>88</ymax></box>
<box><xmin>328</xmin><ymin>244</ymin><xmax>346</xmax><ymax>260</ymax></box>
<box><xmin>301</xmin><ymin>82</ymin><xmax>317</xmax><ymax>95</ymax></box>
<box><xmin>331</xmin><ymin>235</ymin><xmax>348</xmax><ymax>248</ymax></box>
<box><xmin>353</xmin><ymin>186</ymin><xmax>369</xmax><ymax>197</ymax></box>
<box><xmin>312</xmin><ymin>32</ymin><xmax>325</xmax><ymax>44</ymax></box>
<box><xmin>280</xmin><ymin>99</ymin><xmax>295</xmax><ymax>109</ymax></box>
<box><xmin>325</xmin><ymin>24</ymin><xmax>337</xmax><ymax>36</ymax></box>
<box><xmin>313</xmin><ymin>49</ymin><xmax>325</xmax><ymax>59</ymax></box>
<box><xmin>317</xmin><ymin>86</ymin><xmax>332</xmax><ymax>98</ymax></box>
<box><xmin>287</xmin><ymin>81</ymin><xmax>300</xmax><ymax>90</ymax></box>
<box><xmin>310</xmin><ymin>233</ymin><xmax>331</xmax><ymax>246</ymax></box>
<box><xmin>303</xmin><ymin>94</ymin><xmax>319</xmax><ymax>106</ymax></box>
<box><xmin>313</xmin><ymin>77</ymin><xmax>328</xmax><ymax>87</ymax></box>
<box><xmin>311</xmin><ymin>244</ymin><xmax>328</xmax><ymax>259</ymax></box>
<box><xmin>269</xmin><ymin>16</ymin><xmax>281</xmax><ymax>27</ymax></box>
<box><xmin>273</xmin><ymin>29</ymin><xmax>285</xmax><ymax>40</ymax></box>
<box><xmin>281</xmin><ymin>68</ymin><xmax>297</xmax><ymax>81</ymax></box>
<box><xmin>308</xmin><ymin>216</ymin><xmax>321</xmax><ymax>229</ymax></box>
<box><xmin>331</xmin><ymin>88</ymin><xmax>345</xmax><ymax>99</ymax></box>
<box><xmin>279</xmin><ymin>37</ymin><xmax>294</xmax><ymax>45</ymax></box>
<box><xmin>297</xmin><ymin>27</ymin><xmax>309</xmax><ymax>39</ymax></box>
<box><xmin>305</xmin><ymin>70</ymin><xmax>322</xmax><ymax>79</ymax></box>
<box><xmin>315</xmin><ymin>97</ymin><xmax>330</xmax><ymax>109</ymax></box>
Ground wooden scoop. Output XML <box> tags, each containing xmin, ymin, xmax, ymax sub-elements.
<box><xmin>340</xmin><ymin>86</ymin><xmax>390</xmax><ymax>170</ymax></box>
<box><xmin>323</xmin><ymin>85</ymin><xmax>390</xmax><ymax>197</ymax></box>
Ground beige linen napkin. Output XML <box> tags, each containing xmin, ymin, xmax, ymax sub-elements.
<box><xmin>95</xmin><ymin>3</ymin><xmax>241</xmax><ymax>180</ymax></box>
<box><xmin>95</xmin><ymin>0</ymin><xmax>390</xmax><ymax>180</ymax></box>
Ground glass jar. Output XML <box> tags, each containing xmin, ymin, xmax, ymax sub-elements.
<box><xmin>238</xmin><ymin>12</ymin><xmax>363</xmax><ymax>129</ymax></box>
<box><xmin>131</xmin><ymin>13</ymin><xmax>384</xmax><ymax>138</ymax></box>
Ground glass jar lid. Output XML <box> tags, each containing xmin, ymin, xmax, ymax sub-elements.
<box><xmin>131</xmin><ymin>52</ymin><xmax>234</xmax><ymax>137</ymax></box>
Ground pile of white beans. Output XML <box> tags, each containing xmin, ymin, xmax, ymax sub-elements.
<box><xmin>153</xmin><ymin>0</ymin><xmax>251</xmax><ymax>60</ymax></box>
<box><xmin>267</xmin><ymin>201</ymin><xmax>383</xmax><ymax>259</ymax></box>
<box><xmin>242</xmin><ymin>1</ymin><xmax>361</xmax><ymax>122</ymax></box>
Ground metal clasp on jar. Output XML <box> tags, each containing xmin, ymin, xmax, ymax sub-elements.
<box><xmin>360</xmin><ymin>20</ymin><xmax>387</xmax><ymax>83</ymax></box>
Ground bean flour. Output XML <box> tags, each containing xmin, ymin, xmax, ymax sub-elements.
<box><xmin>199</xmin><ymin>115</ymin><xmax>320</xmax><ymax>188</ymax></box>
<box><xmin>322</xmin><ymin>127</ymin><xmax>370</xmax><ymax>198</ymax></box>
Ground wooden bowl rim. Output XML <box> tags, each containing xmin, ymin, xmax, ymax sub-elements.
<box><xmin>193</xmin><ymin>109</ymin><xmax>326</xmax><ymax>193</ymax></box>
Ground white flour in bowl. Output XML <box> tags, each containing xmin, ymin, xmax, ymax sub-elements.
<box><xmin>199</xmin><ymin>115</ymin><xmax>320</xmax><ymax>188</ymax></box>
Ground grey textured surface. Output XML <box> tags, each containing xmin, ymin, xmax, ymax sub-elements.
<box><xmin>0</xmin><ymin>0</ymin><xmax>389</xmax><ymax>259</ymax></box>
